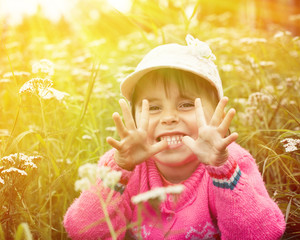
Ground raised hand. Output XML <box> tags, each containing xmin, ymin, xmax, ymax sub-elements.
<box><xmin>182</xmin><ymin>97</ymin><xmax>238</xmax><ymax>166</ymax></box>
<box><xmin>106</xmin><ymin>99</ymin><xmax>168</xmax><ymax>170</ymax></box>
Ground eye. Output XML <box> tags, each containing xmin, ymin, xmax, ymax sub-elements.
<box><xmin>178</xmin><ymin>101</ymin><xmax>195</xmax><ymax>110</ymax></box>
<box><xmin>149</xmin><ymin>105</ymin><xmax>161</xmax><ymax>113</ymax></box>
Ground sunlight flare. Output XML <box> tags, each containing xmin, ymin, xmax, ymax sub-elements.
<box><xmin>106</xmin><ymin>0</ymin><xmax>132</xmax><ymax>13</ymax></box>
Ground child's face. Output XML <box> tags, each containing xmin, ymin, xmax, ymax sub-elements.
<box><xmin>134</xmin><ymin>78</ymin><xmax>215</xmax><ymax>166</ymax></box>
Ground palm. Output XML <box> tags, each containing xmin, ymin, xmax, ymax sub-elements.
<box><xmin>183</xmin><ymin>97</ymin><xmax>238</xmax><ymax>166</ymax></box>
<box><xmin>107</xmin><ymin>99</ymin><xmax>167</xmax><ymax>170</ymax></box>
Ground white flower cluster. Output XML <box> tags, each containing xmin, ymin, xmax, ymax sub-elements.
<box><xmin>247</xmin><ymin>92</ymin><xmax>272</xmax><ymax>106</ymax></box>
<box><xmin>3</xmin><ymin>71</ymin><xmax>31</xmax><ymax>78</ymax></box>
<box><xmin>240</xmin><ymin>37</ymin><xmax>267</xmax><ymax>44</ymax></box>
<box><xmin>32</xmin><ymin>59</ymin><xmax>54</xmax><ymax>76</ymax></box>
<box><xmin>274</xmin><ymin>31</ymin><xmax>292</xmax><ymax>39</ymax></box>
<box><xmin>185</xmin><ymin>34</ymin><xmax>216</xmax><ymax>61</ymax></box>
<box><xmin>19</xmin><ymin>77</ymin><xmax>53</xmax><ymax>95</ymax></box>
<box><xmin>74</xmin><ymin>164</ymin><xmax>122</xmax><ymax>192</ymax></box>
<box><xmin>131</xmin><ymin>185</ymin><xmax>184</xmax><ymax>205</ymax></box>
<box><xmin>281</xmin><ymin>138</ymin><xmax>300</xmax><ymax>153</ymax></box>
<box><xmin>19</xmin><ymin>77</ymin><xmax>69</xmax><ymax>101</ymax></box>
<box><xmin>0</xmin><ymin>153</ymin><xmax>41</xmax><ymax>184</ymax></box>
<box><xmin>18</xmin><ymin>59</ymin><xmax>69</xmax><ymax>101</ymax></box>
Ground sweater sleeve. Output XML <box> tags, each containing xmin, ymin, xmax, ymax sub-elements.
<box><xmin>206</xmin><ymin>142</ymin><xmax>286</xmax><ymax>240</ymax></box>
<box><xmin>63</xmin><ymin>149</ymin><xmax>135</xmax><ymax>240</ymax></box>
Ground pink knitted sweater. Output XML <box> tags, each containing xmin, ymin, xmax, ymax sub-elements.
<box><xmin>64</xmin><ymin>142</ymin><xmax>286</xmax><ymax>239</ymax></box>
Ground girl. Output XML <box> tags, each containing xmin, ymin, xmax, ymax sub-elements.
<box><xmin>64</xmin><ymin>35</ymin><xmax>286</xmax><ymax>239</ymax></box>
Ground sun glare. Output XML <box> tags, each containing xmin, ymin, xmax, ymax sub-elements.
<box><xmin>0</xmin><ymin>0</ymin><xmax>133</xmax><ymax>25</ymax></box>
<box><xmin>0</xmin><ymin>0</ymin><xmax>73</xmax><ymax>24</ymax></box>
<box><xmin>106</xmin><ymin>0</ymin><xmax>132</xmax><ymax>13</ymax></box>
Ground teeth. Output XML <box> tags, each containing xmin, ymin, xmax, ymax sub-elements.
<box><xmin>160</xmin><ymin>135</ymin><xmax>184</xmax><ymax>145</ymax></box>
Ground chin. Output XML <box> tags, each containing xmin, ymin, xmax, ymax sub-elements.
<box><xmin>154</xmin><ymin>148</ymin><xmax>196</xmax><ymax>167</ymax></box>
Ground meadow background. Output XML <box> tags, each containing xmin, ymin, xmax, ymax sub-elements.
<box><xmin>0</xmin><ymin>0</ymin><xmax>299</xmax><ymax>239</ymax></box>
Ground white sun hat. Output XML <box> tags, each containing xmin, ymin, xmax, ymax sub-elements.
<box><xmin>120</xmin><ymin>34</ymin><xmax>223</xmax><ymax>101</ymax></box>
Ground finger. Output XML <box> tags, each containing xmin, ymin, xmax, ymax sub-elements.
<box><xmin>106</xmin><ymin>136</ymin><xmax>122</xmax><ymax>150</ymax></box>
<box><xmin>182</xmin><ymin>136</ymin><xmax>196</xmax><ymax>150</ymax></box>
<box><xmin>112</xmin><ymin>112</ymin><xmax>128</xmax><ymax>139</ymax></box>
<box><xmin>218</xmin><ymin>108</ymin><xmax>236</xmax><ymax>136</ymax></box>
<box><xmin>140</xmin><ymin>99</ymin><xmax>149</xmax><ymax>130</ymax></box>
<box><xmin>119</xmin><ymin>99</ymin><xmax>136</xmax><ymax>130</ymax></box>
<box><xmin>222</xmin><ymin>132</ymin><xmax>238</xmax><ymax>148</ymax></box>
<box><xmin>210</xmin><ymin>97</ymin><xmax>228</xmax><ymax>126</ymax></box>
<box><xmin>149</xmin><ymin>140</ymin><xmax>168</xmax><ymax>155</ymax></box>
<box><xmin>195</xmin><ymin>98</ymin><xmax>206</xmax><ymax>128</ymax></box>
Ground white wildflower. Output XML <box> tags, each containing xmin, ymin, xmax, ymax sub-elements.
<box><xmin>281</xmin><ymin>138</ymin><xmax>300</xmax><ymax>153</ymax></box>
<box><xmin>289</xmin><ymin>51</ymin><xmax>298</xmax><ymax>58</ymax></box>
<box><xmin>132</xmin><ymin>187</ymin><xmax>166</xmax><ymax>205</ymax></box>
<box><xmin>88</xmin><ymin>39</ymin><xmax>106</xmax><ymax>47</ymax></box>
<box><xmin>0</xmin><ymin>129</ymin><xmax>9</xmax><ymax>136</ymax></box>
<box><xmin>78</xmin><ymin>163</ymin><xmax>99</xmax><ymax>183</ymax></box>
<box><xmin>206</xmin><ymin>37</ymin><xmax>229</xmax><ymax>46</ymax></box>
<box><xmin>246</xmin><ymin>55</ymin><xmax>258</xmax><ymax>68</ymax></box>
<box><xmin>0</xmin><ymin>79</ymin><xmax>10</xmax><ymax>83</ymax></box>
<box><xmin>99</xmin><ymin>64</ymin><xmax>109</xmax><ymax>71</ymax></box>
<box><xmin>1</xmin><ymin>155</ymin><xmax>16</xmax><ymax>165</ymax></box>
<box><xmin>0</xmin><ymin>176</ymin><xmax>4</xmax><ymax>184</ymax></box>
<box><xmin>71</xmin><ymin>68</ymin><xmax>91</xmax><ymax>77</ymax></box>
<box><xmin>102</xmin><ymin>170</ymin><xmax>122</xmax><ymax>189</ymax></box>
<box><xmin>75</xmin><ymin>177</ymin><xmax>92</xmax><ymax>192</ymax></box>
<box><xmin>221</xmin><ymin>64</ymin><xmax>233</xmax><ymax>72</ymax></box>
<box><xmin>98</xmin><ymin>166</ymin><xmax>122</xmax><ymax>189</ymax></box>
<box><xmin>32</xmin><ymin>59</ymin><xmax>54</xmax><ymax>76</ymax></box>
<box><xmin>105</xmin><ymin>126</ymin><xmax>116</xmax><ymax>132</ymax></box>
<box><xmin>39</xmin><ymin>87</ymin><xmax>69</xmax><ymax>101</ymax></box>
<box><xmin>0</xmin><ymin>153</ymin><xmax>40</xmax><ymax>170</ymax></box>
<box><xmin>73</xmin><ymin>55</ymin><xmax>91</xmax><ymax>64</ymax></box>
<box><xmin>240</xmin><ymin>37</ymin><xmax>267</xmax><ymax>44</ymax></box>
<box><xmin>274</xmin><ymin>31</ymin><xmax>291</xmax><ymax>39</ymax></box>
<box><xmin>131</xmin><ymin>185</ymin><xmax>184</xmax><ymax>205</ymax></box>
<box><xmin>186</xmin><ymin>34</ymin><xmax>216</xmax><ymax>60</ymax></box>
<box><xmin>2</xmin><ymin>167</ymin><xmax>27</xmax><ymax>176</ymax></box>
<box><xmin>75</xmin><ymin>164</ymin><xmax>122</xmax><ymax>191</ymax></box>
<box><xmin>19</xmin><ymin>78</ymin><xmax>53</xmax><ymax>96</ymax></box>
<box><xmin>98</xmin><ymin>166</ymin><xmax>111</xmax><ymax>179</ymax></box>
<box><xmin>234</xmin><ymin>98</ymin><xmax>248</xmax><ymax>105</ymax></box>
<box><xmin>164</xmin><ymin>185</ymin><xmax>185</xmax><ymax>194</ymax></box>
<box><xmin>289</xmin><ymin>14</ymin><xmax>300</xmax><ymax>21</ymax></box>
<box><xmin>247</xmin><ymin>92</ymin><xmax>272</xmax><ymax>106</ymax></box>
<box><xmin>259</xmin><ymin>61</ymin><xmax>276</xmax><ymax>67</ymax></box>
<box><xmin>19</xmin><ymin>78</ymin><xmax>68</xmax><ymax>101</ymax></box>
<box><xmin>3</xmin><ymin>71</ymin><xmax>30</xmax><ymax>78</ymax></box>
<box><xmin>82</xmin><ymin>135</ymin><xmax>92</xmax><ymax>140</ymax></box>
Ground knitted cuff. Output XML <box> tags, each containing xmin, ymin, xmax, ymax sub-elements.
<box><xmin>206</xmin><ymin>157</ymin><xmax>241</xmax><ymax>190</ymax></box>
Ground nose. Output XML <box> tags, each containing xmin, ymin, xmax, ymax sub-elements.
<box><xmin>160</xmin><ymin>109</ymin><xmax>179</xmax><ymax>125</ymax></box>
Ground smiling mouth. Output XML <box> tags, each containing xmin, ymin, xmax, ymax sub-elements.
<box><xmin>158</xmin><ymin>135</ymin><xmax>184</xmax><ymax>146</ymax></box>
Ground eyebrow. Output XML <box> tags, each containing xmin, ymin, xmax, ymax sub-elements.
<box><xmin>145</xmin><ymin>97</ymin><xmax>160</xmax><ymax>102</ymax></box>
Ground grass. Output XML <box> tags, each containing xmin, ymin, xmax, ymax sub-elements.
<box><xmin>0</xmin><ymin>1</ymin><xmax>299</xmax><ymax>239</ymax></box>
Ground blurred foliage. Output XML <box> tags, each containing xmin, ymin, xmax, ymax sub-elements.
<box><xmin>0</xmin><ymin>0</ymin><xmax>299</xmax><ymax>239</ymax></box>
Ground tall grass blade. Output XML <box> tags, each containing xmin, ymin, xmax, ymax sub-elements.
<box><xmin>4</xmin><ymin>130</ymin><xmax>35</xmax><ymax>155</ymax></box>
<box><xmin>14</xmin><ymin>223</ymin><xmax>33</xmax><ymax>240</ymax></box>
<box><xmin>285</xmin><ymin>197</ymin><xmax>292</xmax><ymax>223</ymax></box>
<box><xmin>0</xmin><ymin>224</ymin><xmax>5</xmax><ymax>240</ymax></box>
<box><xmin>63</xmin><ymin>62</ymin><xmax>100</xmax><ymax>160</ymax></box>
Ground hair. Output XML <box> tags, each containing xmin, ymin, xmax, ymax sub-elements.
<box><xmin>130</xmin><ymin>68</ymin><xmax>219</xmax><ymax>118</ymax></box>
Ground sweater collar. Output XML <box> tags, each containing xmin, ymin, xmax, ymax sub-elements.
<box><xmin>146</xmin><ymin>157</ymin><xmax>206</xmax><ymax>211</ymax></box>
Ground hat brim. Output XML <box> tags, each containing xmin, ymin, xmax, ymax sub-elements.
<box><xmin>120</xmin><ymin>64</ymin><xmax>222</xmax><ymax>101</ymax></box>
